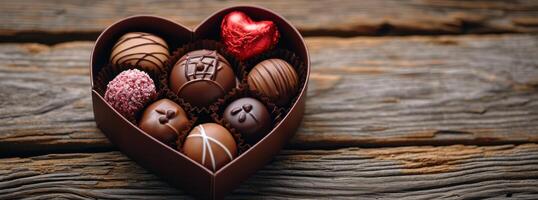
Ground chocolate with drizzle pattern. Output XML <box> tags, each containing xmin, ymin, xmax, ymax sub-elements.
<box><xmin>247</xmin><ymin>58</ymin><xmax>299</xmax><ymax>106</ymax></box>
<box><xmin>110</xmin><ymin>32</ymin><xmax>170</xmax><ymax>71</ymax></box>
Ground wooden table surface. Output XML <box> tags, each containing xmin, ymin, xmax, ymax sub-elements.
<box><xmin>1</xmin><ymin>1</ymin><xmax>538</xmax><ymax>199</ymax></box>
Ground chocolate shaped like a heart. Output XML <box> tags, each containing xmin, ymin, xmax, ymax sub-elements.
<box><xmin>221</xmin><ymin>11</ymin><xmax>279</xmax><ymax>60</ymax></box>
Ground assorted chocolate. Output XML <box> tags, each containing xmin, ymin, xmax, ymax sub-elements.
<box><xmin>139</xmin><ymin>99</ymin><xmax>189</xmax><ymax>144</ymax></box>
<box><xmin>104</xmin><ymin>69</ymin><xmax>157</xmax><ymax>118</ymax></box>
<box><xmin>224</xmin><ymin>98</ymin><xmax>271</xmax><ymax>142</ymax></box>
<box><xmin>248</xmin><ymin>58</ymin><xmax>299</xmax><ymax>106</ymax></box>
<box><xmin>221</xmin><ymin>11</ymin><xmax>279</xmax><ymax>60</ymax></box>
<box><xmin>110</xmin><ymin>32</ymin><xmax>170</xmax><ymax>72</ymax></box>
<box><xmin>170</xmin><ymin>50</ymin><xmax>236</xmax><ymax>107</ymax></box>
<box><xmin>101</xmin><ymin>11</ymin><xmax>301</xmax><ymax>172</ymax></box>
<box><xmin>183</xmin><ymin>123</ymin><xmax>238</xmax><ymax>171</ymax></box>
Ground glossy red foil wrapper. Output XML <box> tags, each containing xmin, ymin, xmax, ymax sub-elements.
<box><xmin>221</xmin><ymin>11</ymin><xmax>280</xmax><ymax>60</ymax></box>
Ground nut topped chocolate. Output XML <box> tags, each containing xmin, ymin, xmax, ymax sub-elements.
<box><xmin>247</xmin><ymin>58</ymin><xmax>298</xmax><ymax>106</ymax></box>
<box><xmin>170</xmin><ymin>50</ymin><xmax>236</xmax><ymax>107</ymax></box>
<box><xmin>110</xmin><ymin>32</ymin><xmax>170</xmax><ymax>71</ymax></box>
<box><xmin>224</xmin><ymin>98</ymin><xmax>271</xmax><ymax>141</ymax></box>
<box><xmin>182</xmin><ymin>123</ymin><xmax>237</xmax><ymax>171</ymax></box>
<box><xmin>139</xmin><ymin>99</ymin><xmax>189</xmax><ymax>144</ymax></box>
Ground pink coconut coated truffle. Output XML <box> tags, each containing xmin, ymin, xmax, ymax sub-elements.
<box><xmin>105</xmin><ymin>69</ymin><xmax>157</xmax><ymax>118</ymax></box>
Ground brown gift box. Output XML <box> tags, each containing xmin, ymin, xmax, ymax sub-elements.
<box><xmin>90</xmin><ymin>6</ymin><xmax>310</xmax><ymax>199</ymax></box>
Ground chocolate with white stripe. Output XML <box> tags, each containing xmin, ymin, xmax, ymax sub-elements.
<box><xmin>182</xmin><ymin>123</ymin><xmax>237</xmax><ymax>171</ymax></box>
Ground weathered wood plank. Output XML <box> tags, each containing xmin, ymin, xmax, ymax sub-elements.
<box><xmin>1</xmin><ymin>144</ymin><xmax>537</xmax><ymax>199</ymax></box>
<box><xmin>296</xmin><ymin>34</ymin><xmax>538</xmax><ymax>148</ymax></box>
<box><xmin>1</xmin><ymin>0</ymin><xmax>538</xmax><ymax>43</ymax></box>
<box><xmin>1</xmin><ymin>35</ymin><xmax>537</xmax><ymax>155</ymax></box>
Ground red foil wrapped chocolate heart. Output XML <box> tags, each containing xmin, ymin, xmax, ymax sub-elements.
<box><xmin>221</xmin><ymin>11</ymin><xmax>279</xmax><ymax>60</ymax></box>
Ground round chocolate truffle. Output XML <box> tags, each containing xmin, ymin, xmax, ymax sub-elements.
<box><xmin>182</xmin><ymin>123</ymin><xmax>237</xmax><ymax>171</ymax></box>
<box><xmin>139</xmin><ymin>99</ymin><xmax>189</xmax><ymax>144</ymax></box>
<box><xmin>110</xmin><ymin>32</ymin><xmax>170</xmax><ymax>71</ymax></box>
<box><xmin>105</xmin><ymin>69</ymin><xmax>157</xmax><ymax>118</ymax></box>
<box><xmin>170</xmin><ymin>50</ymin><xmax>236</xmax><ymax>107</ymax></box>
<box><xmin>224</xmin><ymin>98</ymin><xmax>271</xmax><ymax>141</ymax></box>
<box><xmin>247</xmin><ymin>58</ymin><xmax>299</xmax><ymax>106</ymax></box>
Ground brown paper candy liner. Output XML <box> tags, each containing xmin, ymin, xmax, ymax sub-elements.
<box><xmin>161</xmin><ymin>40</ymin><xmax>245</xmax><ymax>114</ymax></box>
<box><xmin>94</xmin><ymin>63</ymin><xmax>196</xmax><ymax>148</ymax></box>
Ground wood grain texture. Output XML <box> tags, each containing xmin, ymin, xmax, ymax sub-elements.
<box><xmin>1</xmin><ymin>144</ymin><xmax>537</xmax><ymax>199</ymax></box>
<box><xmin>1</xmin><ymin>0</ymin><xmax>538</xmax><ymax>43</ymax></box>
<box><xmin>0</xmin><ymin>42</ymin><xmax>109</xmax><ymax>156</ymax></box>
<box><xmin>297</xmin><ymin>34</ymin><xmax>538</xmax><ymax>148</ymax></box>
<box><xmin>1</xmin><ymin>35</ymin><xmax>538</xmax><ymax>155</ymax></box>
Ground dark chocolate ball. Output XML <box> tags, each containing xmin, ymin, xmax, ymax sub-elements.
<box><xmin>247</xmin><ymin>58</ymin><xmax>299</xmax><ymax>106</ymax></box>
<box><xmin>224</xmin><ymin>98</ymin><xmax>271</xmax><ymax>142</ymax></box>
<box><xmin>182</xmin><ymin>123</ymin><xmax>237</xmax><ymax>171</ymax></box>
<box><xmin>139</xmin><ymin>99</ymin><xmax>189</xmax><ymax>144</ymax></box>
<box><xmin>169</xmin><ymin>50</ymin><xmax>236</xmax><ymax>107</ymax></box>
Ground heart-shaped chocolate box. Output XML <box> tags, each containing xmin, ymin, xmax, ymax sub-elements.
<box><xmin>90</xmin><ymin>6</ymin><xmax>309</xmax><ymax>199</ymax></box>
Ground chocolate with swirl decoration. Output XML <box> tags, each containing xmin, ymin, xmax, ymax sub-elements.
<box><xmin>110</xmin><ymin>32</ymin><xmax>170</xmax><ymax>71</ymax></box>
<box><xmin>182</xmin><ymin>123</ymin><xmax>237</xmax><ymax>171</ymax></box>
<box><xmin>247</xmin><ymin>58</ymin><xmax>299</xmax><ymax>106</ymax></box>
<box><xmin>170</xmin><ymin>50</ymin><xmax>236</xmax><ymax>107</ymax></box>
